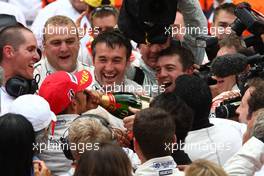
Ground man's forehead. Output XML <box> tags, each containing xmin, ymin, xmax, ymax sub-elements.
<box><xmin>44</xmin><ymin>24</ymin><xmax>78</xmax><ymax>36</ymax></box>
<box><xmin>215</xmin><ymin>10</ymin><xmax>236</xmax><ymax>23</ymax></box>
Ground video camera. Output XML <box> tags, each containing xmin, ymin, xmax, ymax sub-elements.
<box><xmin>195</xmin><ymin>62</ymin><xmax>217</xmax><ymax>86</ymax></box>
<box><xmin>231</xmin><ymin>3</ymin><xmax>264</xmax><ymax>36</ymax></box>
<box><xmin>245</xmin><ymin>54</ymin><xmax>264</xmax><ymax>80</ymax></box>
<box><xmin>215</xmin><ymin>96</ymin><xmax>241</xmax><ymax>119</ymax></box>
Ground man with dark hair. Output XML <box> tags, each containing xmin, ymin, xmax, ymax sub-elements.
<box><xmin>156</xmin><ymin>45</ymin><xmax>194</xmax><ymax>93</ymax></box>
<box><xmin>133</xmin><ymin>108</ymin><xmax>183</xmax><ymax>175</ymax></box>
<box><xmin>150</xmin><ymin>93</ymin><xmax>193</xmax><ymax>165</ymax></box>
<box><xmin>174</xmin><ymin>74</ymin><xmax>245</xmax><ymax>166</ymax></box>
<box><xmin>0</xmin><ymin>25</ymin><xmax>40</xmax><ymax>114</ymax></box>
<box><xmin>211</xmin><ymin>3</ymin><xmax>237</xmax><ymax>39</ymax></box>
<box><xmin>236</xmin><ymin>78</ymin><xmax>264</xmax><ymax>124</ymax></box>
<box><xmin>91</xmin><ymin>29</ymin><xmax>142</xmax><ymax>93</ymax></box>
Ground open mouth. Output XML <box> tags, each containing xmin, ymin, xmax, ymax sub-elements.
<box><xmin>59</xmin><ymin>55</ymin><xmax>70</xmax><ymax>59</ymax></box>
<box><xmin>162</xmin><ymin>81</ymin><xmax>172</xmax><ymax>88</ymax></box>
<box><xmin>103</xmin><ymin>73</ymin><xmax>116</xmax><ymax>80</ymax></box>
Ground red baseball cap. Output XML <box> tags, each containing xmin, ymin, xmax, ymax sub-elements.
<box><xmin>39</xmin><ymin>70</ymin><xmax>93</xmax><ymax>115</ymax></box>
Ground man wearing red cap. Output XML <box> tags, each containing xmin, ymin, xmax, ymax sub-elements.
<box><xmin>37</xmin><ymin>70</ymin><xmax>98</xmax><ymax>175</ymax></box>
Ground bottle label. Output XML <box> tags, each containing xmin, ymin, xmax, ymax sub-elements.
<box><xmin>101</xmin><ymin>93</ymin><xmax>121</xmax><ymax>113</ymax></box>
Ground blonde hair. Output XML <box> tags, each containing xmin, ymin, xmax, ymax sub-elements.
<box><xmin>185</xmin><ymin>159</ymin><xmax>228</xmax><ymax>176</ymax></box>
<box><xmin>43</xmin><ymin>15</ymin><xmax>79</xmax><ymax>42</ymax></box>
<box><xmin>68</xmin><ymin>116</ymin><xmax>112</xmax><ymax>159</ymax></box>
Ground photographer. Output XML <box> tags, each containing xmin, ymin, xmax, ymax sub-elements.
<box><xmin>210</xmin><ymin>53</ymin><xmax>247</xmax><ymax>98</ymax></box>
<box><xmin>211</xmin><ymin>3</ymin><xmax>237</xmax><ymax>40</ymax></box>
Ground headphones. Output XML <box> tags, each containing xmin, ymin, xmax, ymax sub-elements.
<box><xmin>60</xmin><ymin>114</ymin><xmax>112</xmax><ymax>160</ymax></box>
<box><xmin>5</xmin><ymin>76</ymin><xmax>38</xmax><ymax>98</ymax></box>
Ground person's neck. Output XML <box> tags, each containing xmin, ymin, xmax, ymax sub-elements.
<box><xmin>3</xmin><ymin>71</ymin><xmax>15</xmax><ymax>85</ymax></box>
<box><xmin>191</xmin><ymin>117</ymin><xmax>213</xmax><ymax>131</ymax></box>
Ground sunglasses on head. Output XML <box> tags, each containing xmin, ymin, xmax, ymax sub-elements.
<box><xmin>91</xmin><ymin>5</ymin><xmax>118</xmax><ymax>18</ymax></box>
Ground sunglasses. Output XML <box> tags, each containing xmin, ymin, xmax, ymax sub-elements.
<box><xmin>91</xmin><ymin>5</ymin><xmax>118</xmax><ymax>18</ymax></box>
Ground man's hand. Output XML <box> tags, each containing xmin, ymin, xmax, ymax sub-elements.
<box><xmin>123</xmin><ymin>107</ymin><xmax>140</xmax><ymax>131</ymax></box>
<box><xmin>84</xmin><ymin>90</ymin><xmax>101</xmax><ymax>111</ymax></box>
<box><xmin>112</xmin><ymin>128</ymin><xmax>131</xmax><ymax>148</ymax></box>
<box><xmin>75</xmin><ymin>10</ymin><xmax>88</xmax><ymax>39</ymax></box>
<box><xmin>33</xmin><ymin>160</ymin><xmax>51</xmax><ymax>176</ymax></box>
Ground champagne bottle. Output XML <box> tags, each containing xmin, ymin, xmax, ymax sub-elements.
<box><xmin>94</xmin><ymin>92</ymin><xmax>142</xmax><ymax>119</ymax></box>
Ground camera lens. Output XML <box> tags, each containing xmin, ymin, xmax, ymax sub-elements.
<box><xmin>215</xmin><ymin>99</ymin><xmax>241</xmax><ymax>119</ymax></box>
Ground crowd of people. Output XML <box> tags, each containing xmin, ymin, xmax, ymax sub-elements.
<box><xmin>0</xmin><ymin>0</ymin><xmax>264</xmax><ymax>176</ymax></box>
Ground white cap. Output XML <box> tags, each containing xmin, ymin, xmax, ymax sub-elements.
<box><xmin>9</xmin><ymin>94</ymin><xmax>57</xmax><ymax>132</ymax></box>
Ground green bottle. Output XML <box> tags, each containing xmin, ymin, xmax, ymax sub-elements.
<box><xmin>100</xmin><ymin>92</ymin><xmax>142</xmax><ymax>119</ymax></box>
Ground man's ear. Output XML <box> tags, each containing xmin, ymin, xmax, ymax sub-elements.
<box><xmin>133</xmin><ymin>138</ymin><xmax>138</xmax><ymax>152</ymax></box>
<box><xmin>186</xmin><ymin>67</ymin><xmax>194</xmax><ymax>75</ymax></box>
<box><xmin>126</xmin><ymin>59</ymin><xmax>131</xmax><ymax>69</ymax></box>
<box><xmin>68</xmin><ymin>98</ymin><xmax>78</xmax><ymax>114</ymax></box>
<box><xmin>173</xmin><ymin>134</ymin><xmax>177</xmax><ymax>144</ymax></box>
<box><xmin>3</xmin><ymin>45</ymin><xmax>14</xmax><ymax>58</ymax></box>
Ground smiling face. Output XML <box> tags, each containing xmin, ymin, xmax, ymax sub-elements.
<box><xmin>11</xmin><ymin>30</ymin><xmax>40</xmax><ymax>79</ymax></box>
<box><xmin>43</xmin><ymin>24</ymin><xmax>79</xmax><ymax>72</ymax></box>
<box><xmin>93</xmin><ymin>42</ymin><xmax>128</xmax><ymax>87</ymax></box>
<box><xmin>156</xmin><ymin>54</ymin><xmax>187</xmax><ymax>93</ymax></box>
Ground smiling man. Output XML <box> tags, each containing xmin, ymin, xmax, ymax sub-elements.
<box><xmin>0</xmin><ymin>25</ymin><xmax>40</xmax><ymax>114</ymax></box>
<box><xmin>156</xmin><ymin>45</ymin><xmax>194</xmax><ymax>93</ymax></box>
<box><xmin>91</xmin><ymin>29</ymin><xmax>142</xmax><ymax>93</ymax></box>
<box><xmin>34</xmin><ymin>15</ymin><xmax>91</xmax><ymax>86</ymax></box>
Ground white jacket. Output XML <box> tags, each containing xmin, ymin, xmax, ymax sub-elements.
<box><xmin>224</xmin><ymin>137</ymin><xmax>264</xmax><ymax>176</ymax></box>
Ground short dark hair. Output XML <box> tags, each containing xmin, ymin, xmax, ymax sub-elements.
<box><xmin>92</xmin><ymin>29</ymin><xmax>132</xmax><ymax>60</ymax></box>
<box><xmin>0</xmin><ymin>113</ymin><xmax>35</xmax><ymax>176</ymax></box>
<box><xmin>174</xmin><ymin>75</ymin><xmax>212</xmax><ymax>130</ymax></box>
<box><xmin>150</xmin><ymin>92</ymin><xmax>193</xmax><ymax>143</ymax></box>
<box><xmin>74</xmin><ymin>142</ymin><xmax>132</xmax><ymax>176</ymax></box>
<box><xmin>133</xmin><ymin>108</ymin><xmax>175</xmax><ymax>160</ymax></box>
<box><xmin>0</xmin><ymin>26</ymin><xmax>31</xmax><ymax>63</ymax></box>
<box><xmin>158</xmin><ymin>45</ymin><xmax>194</xmax><ymax>71</ymax></box>
<box><xmin>247</xmin><ymin>78</ymin><xmax>264</xmax><ymax>117</ymax></box>
<box><xmin>213</xmin><ymin>3</ymin><xmax>236</xmax><ymax>22</ymax></box>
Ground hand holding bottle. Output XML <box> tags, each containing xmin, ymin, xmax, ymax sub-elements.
<box><xmin>84</xmin><ymin>89</ymin><xmax>101</xmax><ymax>111</ymax></box>
<box><xmin>91</xmin><ymin>92</ymin><xmax>142</xmax><ymax>119</ymax></box>
<box><xmin>123</xmin><ymin>107</ymin><xmax>140</xmax><ymax>131</ymax></box>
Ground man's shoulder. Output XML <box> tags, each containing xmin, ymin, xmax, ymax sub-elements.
<box><xmin>34</xmin><ymin>59</ymin><xmax>47</xmax><ymax>75</ymax></box>
<box><xmin>210</xmin><ymin>118</ymin><xmax>247</xmax><ymax>135</ymax></box>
